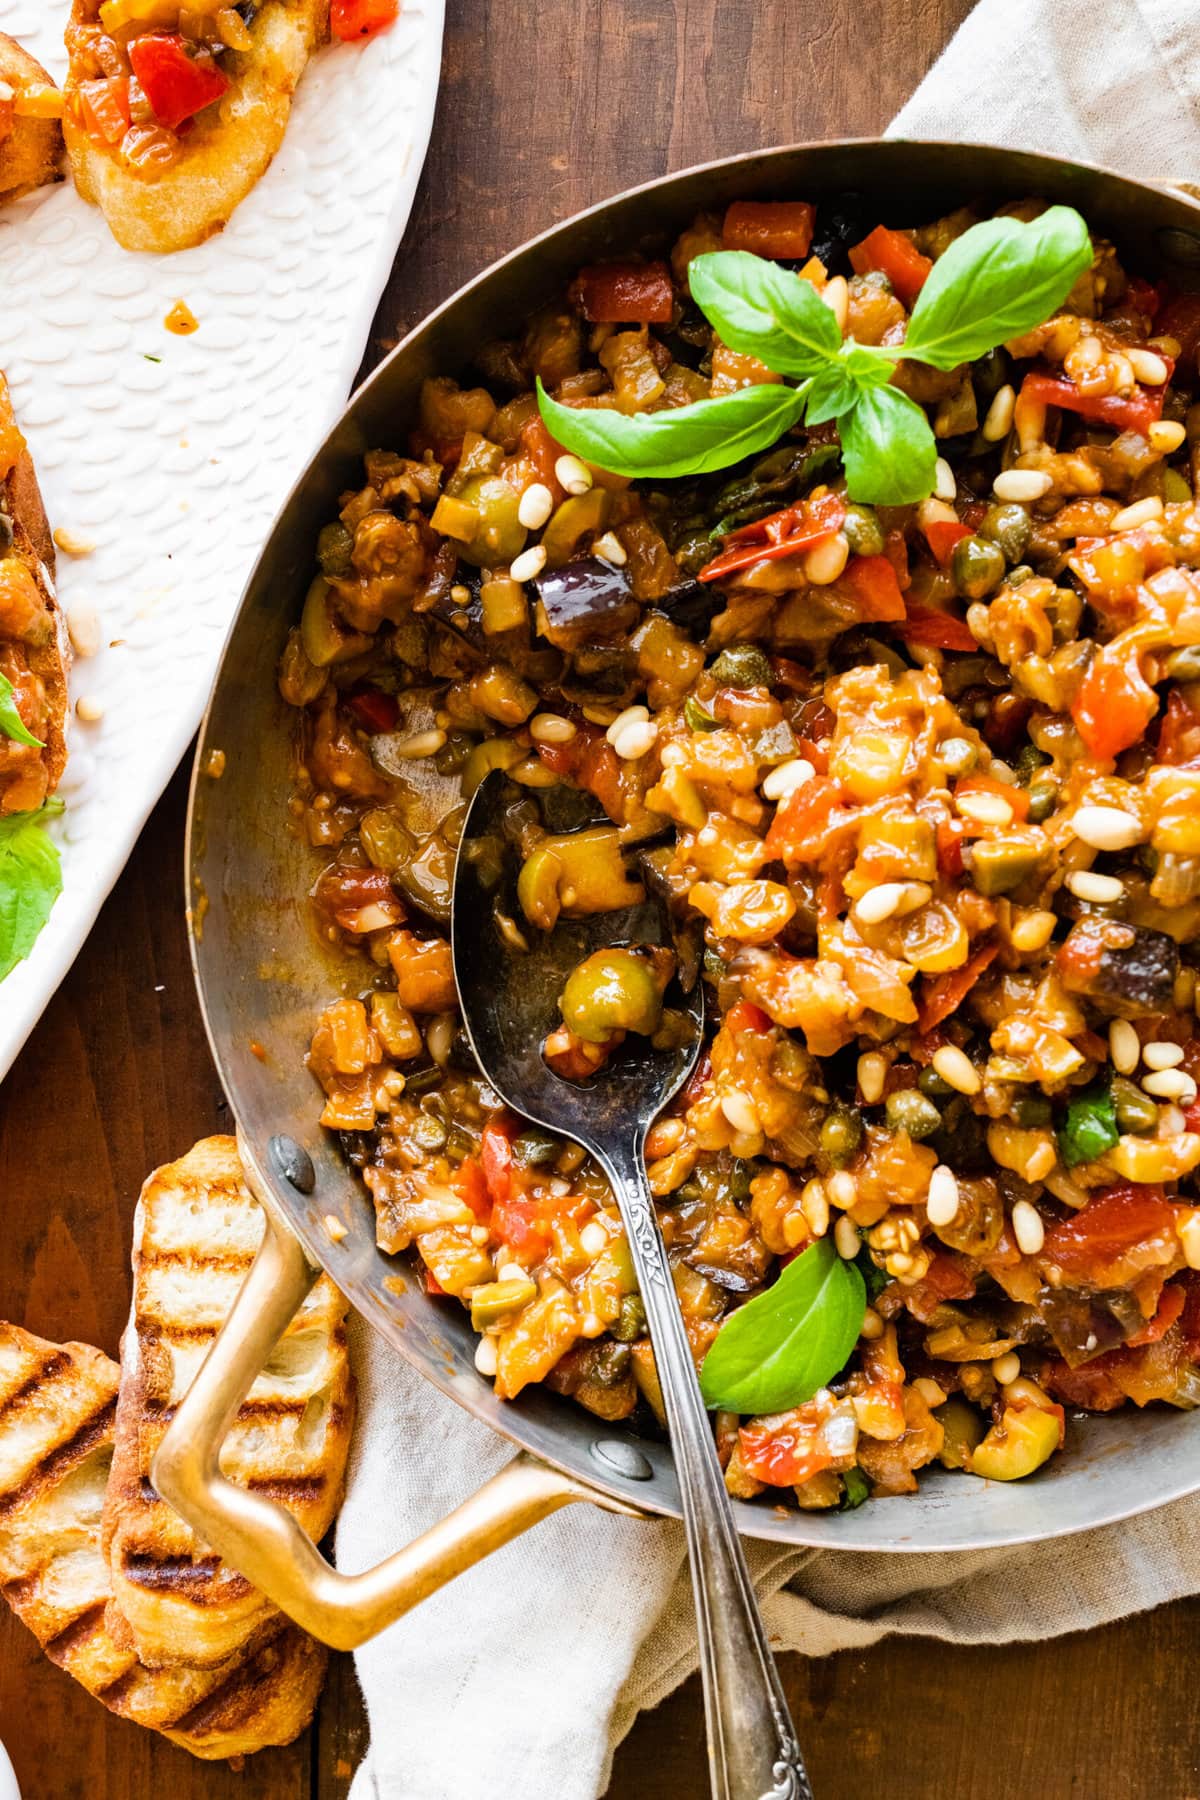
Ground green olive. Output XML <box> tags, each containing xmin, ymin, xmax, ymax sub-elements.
<box><xmin>455</xmin><ymin>474</ymin><xmax>528</xmax><ymax>568</ymax></box>
<box><xmin>560</xmin><ymin>949</ymin><xmax>665</xmax><ymax>1043</ymax></box>
<box><xmin>317</xmin><ymin>520</ymin><xmax>354</xmax><ymax>577</ymax></box>
<box><xmin>952</xmin><ymin>534</ymin><xmax>1007</xmax><ymax>601</ymax></box>
<box><xmin>842</xmin><ymin>503</ymin><xmax>885</xmax><ymax>559</ymax></box>
<box><xmin>885</xmin><ymin>1089</ymin><xmax>942</xmax><ymax>1140</ymax></box>
<box><xmin>299</xmin><ymin>576</ymin><xmax>370</xmax><ymax>667</ymax></box>
<box><xmin>970</xmin><ymin>1402</ymin><xmax>1060</xmax><ymax>1481</ymax></box>
<box><xmin>710</xmin><ymin>643</ymin><xmax>773</xmax><ymax>688</ymax></box>
<box><xmin>1112</xmin><ymin>1076</ymin><xmax>1159</xmax><ymax>1135</ymax></box>
<box><xmin>979</xmin><ymin>503</ymin><xmax>1032</xmax><ymax>562</ymax></box>
<box><xmin>820</xmin><ymin>1106</ymin><xmax>863</xmax><ymax>1167</ymax></box>
<box><xmin>936</xmin><ymin>1395</ymin><xmax>986</xmax><ymax>1470</ymax></box>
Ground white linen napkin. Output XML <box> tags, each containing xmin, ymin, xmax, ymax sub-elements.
<box><xmin>338</xmin><ymin>5</ymin><xmax>1200</xmax><ymax>1792</ymax></box>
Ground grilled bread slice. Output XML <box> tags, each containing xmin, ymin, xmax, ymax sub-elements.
<box><xmin>0</xmin><ymin>1321</ymin><xmax>328</xmax><ymax>1758</ymax></box>
<box><xmin>0</xmin><ymin>34</ymin><xmax>63</xmax><ymax>204</ymax></box>
<box><xmin>0</xmin><ymin>372</ymin><xmax>68</xmax><ymax>817</ymax></box>
<box><xmin>65</xmin><ymin>1</ymin><xmax>328</xmax><ymax>254</ymax></box>
<box><xmin>103</xmin><ymin>1136</ymin><xmax>353</xmax><ymax>1668</ymax></box>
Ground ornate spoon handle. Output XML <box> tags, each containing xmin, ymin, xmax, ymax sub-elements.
<box><xmin>594</xmin><ymin>1133</ymin><xmax>812</xmax><ymax>1800</ymax></box>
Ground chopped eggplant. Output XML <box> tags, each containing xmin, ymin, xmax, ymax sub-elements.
<box><xmin>1057</xmin><ymin>916</ymin><xmax>1179</xmax><ymax>1016</ymax></box>
<box><xmin>534</xmin><ymin>557</ymin><xmax>639</xmax><ymax>648</ymax></box>
<box><xmin>1036</xmin><ymin>1286</ymin><xmax>1147</xmax><ymax>1367</ymax></box>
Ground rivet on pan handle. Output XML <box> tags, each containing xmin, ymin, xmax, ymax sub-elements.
<box><xmin>153</xmin><ymin>1136</ymin><xmax>645</xmax><ymax>1652</ymax></box>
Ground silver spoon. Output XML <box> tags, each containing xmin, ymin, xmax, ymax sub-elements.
<box><xmin>452</xmin><ymin>769</ymin><xmax>810</xmax><ymax>1800</ymax></box>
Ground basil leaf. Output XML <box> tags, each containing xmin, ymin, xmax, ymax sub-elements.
<box><xmin>688</xmin><ymin>250</ymin><xmax>841</xmax><ymax>377</ymax></box>
<box><xmin>839</xmin><ymin>385</ymin><xmax>937</xmax><ymax>506</ymax></box>
<box><xmin>903</xmin><ymin>205</ymin><xmax>1093</xmax><ymax>372</ymax></box>
<box><xmin>1058</xmin><ymin>1082</ymin><xmax>1118</xmax><ymax>1168</ymax></box>
<box><xmin>0</xmin><ymin>672</ymin><xmax>42</xmax><ymax>748</ymax></box>
<box><xmin>537</xmin><ymin>378</ymin><xmax>809</xmax><ymax>479</ymax></box>
<box><xmin>802</xmin><ymin>364</ymin><xmax>858</xmax><ymax>427</ymax></box>
<box><xmin>0</xmin><ymin>802</ymin><xmax>62</xmax><ymax>982</ymax></box>
<box><xmin>699</xmin><ymin>1237</ymin><xmax>865</xmax><ymax>1414</ymax></box>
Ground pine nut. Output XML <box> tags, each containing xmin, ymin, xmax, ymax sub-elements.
<box><xmin>1066</xmin><ymin>870</ymin><xmax>1125</xmax><ymax>903</ymax></box>
<box><xmin>801</xmin><ymin>1178</ymin><xmax>829</xmax><ymax>1238</ymax></box>
<box><xmin>517</xmin><ymin>482</ymin><xmax>554</xmax><ymax>529</ymax></box>
<box><xmin>1143</xmin><ymin>1069</ymin><xmax>1198</xmax><ymax>1101</ymax></box>
<box><xmin>1109</xmin><ymin>1018</ymin><xmax>1140</xmax><ymax>1074</ymax></box>
<box><xmin>933</xmin><ymin>456</ymin><xmax>957</xmax><ymax>501</ymax></box>
<box><xmin>926</xmin><ymin>1164</ymin><xmax>960</xmax><ymax>1227</ymax></box>
<box><xmin>857</xmin><ymin>1052</ymin><xmax>887</xmax><ymax>1106</ymax></box>
<box><xmin>957</xmin><ymin>791</ymin><xmax>1013</xmax><ymax>826</ymax></box>
<box><xmin>554</xmin><ymin>454</ymin><xmax>593</xmax><ymax>494</ymax></box>
<box><xmin>1111</xmin><ymin>496</ymin><xmax>1164</xmax><ymax>533</ymax></box>
<box><xmin>913</xmin><ymin>1376</ymin><xmax>947</xmax><ymax>1408</ymax></box>
<box><xmin>388</xmin><ymin>728</ymin><xmax>446</xmax><ymax>758</ymax></box>
<box><xmin>931</xmin><ymin>1044</ymin><xmax>981</xmax><ymax>1095</ymax></box>
<box><xmin>855</xmin><ymin>881</ymin><xmax>929</xmax><ymax>925</ymax></box>
<box><xmin>828</xmin><ymin>1171</ymin><xmax>857</xmax><ymax>1209</ymax></box>
<box><xmin>611</xmin><ymin>719</ymin><xmax>658</xmax><ymax>761</ymax></box>
<box><xmin>992</xmin><ymin>1351</ymin><xmax>1021</xmax><ymax>1385</ymax></box>
<box><xmin>859</xmin><ymin>1306</ymin><xmax>884</xmax><ymax>1340</ymax></box>
<box><xmin>721</xmin><ymin>1090</ymin><xmax>760</xmax><ymax>1135</ymax></box>
<box><xmin>1143</xmin><ymin>1040</ymin><xmax>1184</xmax><ymax>1070</ymax></box>
<box><xmin>820</xmin><ymin>275</ymin><xmax>849</xmax><ymax>333</ymax></box>
<box><xmin>605</xmin><ymin>704</ymin><xmax>649</xmax><ymax>745</ymax></box>
<box><xmin>66</xmin><ymin>603</ymin><xmax>102</xmax><ymax>658</ymax></box>
<box><xmin>982</xmin><ymin>383</ymin><xmax>1016</xmax><ymax>441</ymax></box>
<box><xmin>593</xmin><ymin>531</ymin><xmax>627</xmax><ymax>565</ymax></box>
<box><xmin>1069</xmin><ymin>805</ymin><xmax>1142</xmax><ymax>851</ymax></box>
<box><xmin>1149</xmin><ymin>419</ymin><xmax>1187</xmax><ymax>454</ymax></box>
<box><xmin>762</xmin><ymin>757</ymin><xmax>815</xmax><ymax>800</ymax></box>
<box><xmin>474</xmin><ymin>1335</ymin><xmax>498</xmax><ymax>1375</ymax></box>
<box><xmin>580</xmin><ymin>1221</ymin><xmax>608</xmax><ymax>1256</ymax></box>
<box><xmin>993</xmin><ymin>469</ymin><xmax>1052</xmax><ymax>503</ymax></box>
<box><xmin>509</xmin><ymin>544</ymin><xmax>547</xmax><ymax>583</ymax></box>
<box><xmin>1011</xmin><ymin>1198</ymin><xmax>1045</xmax><ymax>1256</ymax></box>
<box><xmin>803</xmin><ymin>531</ymin><xmax>850</xmax><ymax>586</ymax></box>
<box><xmin>834</xmin><ymin>1214</ymin><xmax>860</xmax><ymax>1259</ymax></box>
<box><xmin>1011</xmin><ymin>910</ymin><xmax>1057</xmax><ymax>953</ymax></box>
<box><xmin>53</xmin><ymin>526</ymin><xmax>95</xmax><ymax>557</ymax></box>
<box><xmin>918</xmin><ymin>497</ymin><xmax>959</xmax><ymax>529</ymax></box>
<box><xmin>1129</xmin><ymin>347</ymin><xmax>1169</xmax><ymax>385</ymax></box>
<box><xmin>529</xmin><ymin>713</ymin><xmax>576</xmax><ymax>745</ymax></box>
<box><xmin>75</xmin><ymin>695</ymin><xmax>105</xmax><ymax>722</ymax></box>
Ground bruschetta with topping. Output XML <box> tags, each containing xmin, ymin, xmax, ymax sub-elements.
<box><xmin>0</xmin><ymin>376</ymin><xmax>67</xmax><ymax>818</ymax></box>
<box><xmin>0</xmin><ymin>33</ymin><xmax>65</xmax><ymax>204</ymax></box>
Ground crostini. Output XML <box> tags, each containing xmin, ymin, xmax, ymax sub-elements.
<box><xmin>64</xmin><ymin>0</ymin><xmax>330</xmax><ymax>254</ymax></box>
<box><xmin>0</xmin><ymin>375</ymin><xmax>68</xmax><ymax>818</ymax></box>
<box><xmin>0</xmin><ymin>33</ymin><xmax>65</xmax><ymax>204</ymax></box>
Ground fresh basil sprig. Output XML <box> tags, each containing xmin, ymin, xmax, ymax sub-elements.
<box><xmin>0</xmin><ymin>671</ymin><xmax>43</xmax><ymax>749</ymax></box>
<box><xmin>538</xmin><ymin>204</ymin><xmax>1093</xmax><ymax>507</ymax></box>
<box><xmin>699</xmin><ymin>1236</ymin><xmax>865</xmax><ymax>1414</ymax></box>
<box><xmin>0</xmin><ymin>800</ymin><xmax>62</xmax><ymax>982</ymax></box>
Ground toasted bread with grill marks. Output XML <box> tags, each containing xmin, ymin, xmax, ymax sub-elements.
<box><xmin>0</xmin><ymin>1321</ymin><xmax>327</xmax><ymax>1758</ymax></box>
<box><xmin>103</xmin><ymin>1136</ymin><xmax>353</xmax><ymax>1668</ymax></box>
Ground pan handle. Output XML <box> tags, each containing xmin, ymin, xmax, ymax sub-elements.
<box><xmin>153</xmin><ymin>1167</ymin><xmax>644</xmax><ymax>1652</ymax></box>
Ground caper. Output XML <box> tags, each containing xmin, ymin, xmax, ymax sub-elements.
<box><xmin>1013</xmin><ymin>742</ymin><xmax>1047</xmax><ymax>782</ymax></box>
<box><xmin>952</xmin><ymin>534</ymin><xmax>1007</xmax><ymax>601</ymax></box>
<box><xmin>612</xmin><ymin>1293</ymin><xmax>647</xmax><ymax>1343</ymax></box>
<box><xmin>1006</xmin><ymin>564</ymin><xmax>1035</xmax><ymax>587</ymax></box>
<box><xmin>968</xmin><ymin>837</ymin><xmax>1042</xmax><ymax>896</ymax></box>
<box><xmin>1011</xmin><ymin>1091</ymin><xmax>1052</xmax><ymax>1129</ymax></box>
<box><xmin>1112</xmin><ymin>1077</ymin><xmax>1160</xmax><ymax>1135</ymax></box>
<box><xmin>842</xmin><ymin>503</ymin><xmax>885</xmax><ymax>559</ymax></box>
<box><xmin>885</xmin><ymin>1089</ymin><xmax>942</xmax><ymax>1140</ymax></box>
<box><xmin>771</xmin><ymin>1038</ymin><xmax>809</xmax><ymax>1091</ymax></box>
<box><xmin>918</xmin><ymin>1067</ymin><xmax>955</xmax><ymax>1099</ymax></box>
<box><xmin>685</xmin><ymin>695</ymin><xmax>721</xmax><ymax>732</ymax></box>
<box><xmin>513</xmin><ymin>1128</ymin><xmax>561</xmax><ymax>1167</ymax></box>
<box><xmin>1026</xmin><ymin>775</ymin><xmax>1059</xmax><ymax>824</ymax></box>
<box><xmin>412</xmin><ymin>1112</ymin><xmax>449</xmax><ymax>1152</ymax></box>
<box><xmin>703</xmin><ymin>948</ymin><xmax>728</xmax><ymax>982</ymax></box>
<box><xmin>939</xmin><ymin>736</ymin><xmax>978</xmax><ymax>776</ymax></box>
<box><xmin>1166</xmin><ymin>645</ymin><xmax>1200</xmax><ymax>682</ymax></box>
<box><xmin>979</xmin><ymin>502</ymin><xmax>1032</xmax><ymax>562</ymax></box>
<box><xmin>820</xmin><ymin>1106</ymin><xmax>863</xmax><ymax>1168</ymax></box>
<box><xmin>559</xmin><ymin>948</ymin><xmax>664</xmax><ymax>1043</ymax></box>
<box><xmin>710</xmin><ymin>643</ymin><xmax>773</xmax><ymax>689</ymax></box>
<box><xmin>317</xmin><ymin>520</ymin><xmax>354</xmax><ymax>577</ymax></box>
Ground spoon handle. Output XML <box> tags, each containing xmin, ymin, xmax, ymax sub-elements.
<box><xmin>595</xmin><ymin>1136</ymin><xmax>812</xmax><ymax>1800</ymax></box>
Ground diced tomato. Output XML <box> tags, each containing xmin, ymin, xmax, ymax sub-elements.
<box><xmin>763</xmin><ymin>775</ymin><xmax>853</xmax><ymax>863</ymax></box>
<box><xmin>331</xmin><ymin>0</ymin><xmax>399</xmax><ymax>37</ymax></box>
<box><xmin>916</xmin><ymin>938</ymin><xmax>998</xmax><ymax>1033</ymax></box>
<box><xmin>738</xmin><ymin>1405</ymin><xmax>833</xmax><ymax>1487</ymax></box>
<box><xmin>74</xmin><ymin>75</ymin><xmax>131</xmax><ymax>145</ymax></box>
<box><xmin>424</xmin><ymin>1267</ymin><xmax>448</xmax><ymax>1296</ymax></box>
<box><xmin>697</xmin><ymin>493</ymin><xmax>846</xmax><ymax>583</ymax></box>
<box><xmin>1155</xmin><ymin>687</ymin><xmax>1200</xmax><ymax>768</ymax></box>
<box><xmin>569</xmin><ymin>261</ymin><xmax>675</xmax><ymax>325</ymax></box>
<box><xmin>346</xmin><ymin>686</ymin><xmax>399</xmax><ymax>734</ymax></box>
<box><xmin>1019</xmin><ymin>369</ymin><xmax>1169</xmax><ymax>440</ymax></box>
<box><xmin>1071</xmin><ymin>646</ymin><xmax>1159</xmax><ymax>760</ymax></box>
<box><xmin>1127</xmin><ymin>1281</ymin><xmax>1185</xmax><ymax>1347</ymax></box>
<box><xmin>896</xmin><ymin>1252</ymin><xmax>978</xmax><ymax>1322</ymax></box>
<box><xmin>455</xmin><ymin>1155</ymin><xmax>491</xmax><ymax>1222</ymax></box>
<box><xmin>480</xmin><ymin>1117</ymin><xmax>517</xmax><ymax>1205</ymax></box>
<box><xmin>721</xmin><ymin>200</ymin><xmax>815</xmax><ymax>261</ymax></box>
<box><xmin>843</xmin><ymin>553</ymin><xmax>906</xmax><ymax>621</ymax></box>
<box><xmin>128</xmin><ymin>35</ymin><xmax>228</xmax><ymax>131</ymax></box>
<box><xmin>894</xmin><ymin>602</ymin><xmax>976</xmax><ymax>652</ymax></box>
<box><xmin>954</xmin><ymin>773</ymin><xmax>1030</xmax><ymax>824</ymax></box>
<box><xmin>490</xmin><ymin>1193</ymin><xmax>553</xmax><ymax>1258</ymax></box>
<box><xmin>534</xmin><ymin>722</ymin><xmax>624</xmax><ymax>820</ymax></box>
<box><xmin>517</xmin><ymin>414</ymin><xmax>567</xmax><ymax>500</ymax></box>
<box><xmin>1125</xmin><ymin>277</ymin><xmax>1162</xmax><ymax>322</ymax></box>
<box><xmin>848</xmin><ymin>225</ymin><xmax>933</xmax><ymax>308</ymax></box>
<box><xmin>1158</xmin><ymin>293</ymin><xmax>1200</xmax><ymax>367</ymax></box>
<box><xmin>936</xmin><ymin>817</ymin><xmax>966</xmax><ymax>879</ymax></box>
<box><xmin>725</xmin><ymin>1000</ymin><xmax>772</xmax><ymax>1035</ymax></box>
<box><xmin>922</xmin><ymin>518</ymin><xmax>972</xmax><ymax>568</ymax></box>
<box><xmin>1183</xmin><ymin>1099</ymin><xmax>1200</xmax><ymax>1134</ymax></box>
<box><xmin>1042</xmin><ymin>1185</ymin><xmax>1176</xmax><ymax>1286</ymax></box>
<box><xmin>883</xmin><ymin>526</ymin><xmax>911</xmax><ymax>591</ymax></box>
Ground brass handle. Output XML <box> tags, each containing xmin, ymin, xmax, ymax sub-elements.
<box><xmin>153</xmin><ymin>1147</ymin><xmax>643</xmax><ymax>1651</ymax></box>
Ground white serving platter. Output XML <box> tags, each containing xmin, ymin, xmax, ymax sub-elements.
<box><xmin>0</xmin><ymin>0</ymin><xmax>443</xmax><ymax>1081</ymax></box>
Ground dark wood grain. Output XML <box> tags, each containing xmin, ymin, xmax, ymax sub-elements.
<box><xmin>8</xmin><ymin>0</ymin><xmax>1198</xmax><ymax>1797</ymax></box>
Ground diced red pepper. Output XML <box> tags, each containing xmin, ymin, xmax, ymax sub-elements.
<box><xmin>895</xmin><ymin>1252</ymin><xmax>977</xmax><ymax>1322</ymax></box>
<box><xmin>346</xmin><ymin>686</ymin><xmax>399</xmax><ymax>734</ymax></box>
<box><xmin>916</xmin><ymin>938</ymin><xmax>999</xmax><ymax>1033</ymax></box>
<box><xmin>843</xmin><ymin>553</ymin><xmax>906</xmax><ymax>621</ymax></box>
<box><xmin>697</xmin><ymin>493</ymin><xmax>846</xmax><ymax>583</ymax></box>
<box><xmin>128</xmin><ymin>35</ymin><xmax>229</xmax><ymax>132</ymax></box>
<box><xmin>936</xmin><ymin>817</ymin><xmax>966</xmax><ymax>880</ymax></box>
<box><xmin>1071</xmin><ymin>646</ymin><xmax>1159</xmax><ymax>760</ymax></box>
<box><xmin>1126</xmin><ymin>1281</ymin><xmax>1185</xmax><ymax>1347</ymax></box>
<box><xmin>922</xmin><ymin>518</ymin><xmax>972</xmax><ymax>568</ymax></box>
<box><xmin>424</xmin><ymin>1267</ymin><xmax>447</xmax><ymax>1296</ymax></box>
<box><xmin>725</xmin><ymin>1000</ymin><xmax>772</xmax><ymax>1035</ymax></box>
<box><xmin>534</xmin><ymin>722</ymin><xmax>624</xmax><ymax>821</ymax></box>
<box><xmin>894</xmin><ymin>602</ymin><xmax>976</xmax><ymax>652</ymax></box>
<box><xmin>721</xmin><ymin>200</ymin><xmax>815</xmax><ymax>261</ymax></box>
<box><xmin>1019</xmin><ymin>369</ymin><xmax>1168</xmax><ymax>440</ymax></box>
<box><xmin>75</xmin><ymin>76</ymin><xmax>132</xmax><ymax>145</ymax></box>
<box><xmin>738</xmin><ymin>1405</ymin><xmax>833</xmax><ymax>1487</ymax></box>
<box><xmin>1042</xmin><ymin>1185</ymin><xmax>1176</xmax><ymax>1285</ymax></box>
<box><xmin>455</xmin><ymin>1155</ymin><xmax>491</xmax><ymax>1222</ymax></box>
<box><xmin>1155</xmin><ymin>687</ymin><xmax>1200</xmax><ymax>768</ymax></box>
<box><xmin>954</xmin><ymin>774</ymin><xmax>1030</xmax><ymax>824</ymax></box>
<box><xmin>569</xmin><ymin>261</ymin><xmax>675</xmax><ymax>325</ymax></box>
<box><xmin>480</xmin><ymin>1117</ymin><xmax>517</xmax><ymax>1205</ymax></box>
<box><xmin>331</xmin><ymin>0</ymin><xmax>399</xmax><ymax>37</ymax></box>
<box><xmin>763</xmin><ymin>775</ymin><xmax>853</xmax><ymax>864</ymax></box>
<box><xmin>517</xmin><ymin>414</ymin><xmax>567</xmax><ymax>501</ymax></box>
<box><xmin>490</xmin><ymin>1193</ymin><xmax>553</xmax><ymax>1258</ymax></box>
<box><xmin>848</xmin><ymin>225</ymin><xmax>933</xmax><ymax>308</ymax></box>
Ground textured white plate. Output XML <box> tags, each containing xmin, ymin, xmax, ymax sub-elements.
<box><xmin>0</xmin><ymin>0</ymin><xmax>443</xmax><ymax>1081</ymax></box>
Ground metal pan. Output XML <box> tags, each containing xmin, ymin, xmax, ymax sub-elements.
<box><xmin>162</xmin><ymin>141</ymin><xmax>1200</xmax><ymax>1650</ymax></box>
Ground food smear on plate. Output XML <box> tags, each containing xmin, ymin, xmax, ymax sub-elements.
<box><xmin>282</xmin><ymin>190</ymin><xmax>1200</xmax><ymax>1511</ymax></box>
<box><xmin>164</xmin><ymin>297</ymin><xmax>199</xmax><ymax>334</ymax></box>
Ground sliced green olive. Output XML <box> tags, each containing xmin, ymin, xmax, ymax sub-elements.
<box><xmin>1112</xmin><ymin>1076</ymin><xmax>1159</xmax><ymax>1135</ymax></box>
<box><xmin>540</xmin><ymin>488</ymin><xmax>612</xmax><ymax>569</ymax></box>
<box><xmin>518</xmin><ymin>828</ymin><xmax>644</xmax><ymax>931</ymax></box>
<box><xmin>952</xmin><ymin>534</ymin><xmax>1007</xmax><ymax>601</ymax></box>
<box><xmin>970</xmin><ymin>1403</ymin><xmax>1060</xmax><ymax>1481</ymax></box>
<box><xmin>470</xmin><ymin>1276</ymin><xmax>538</xmax><ymax>1330</ymax></box>
<box><xmin>560</xmin><ymin>948</ymin><xmax>665</xmax><ymax>1043</ymax></box>
<box><xmin>300</xmin><ymin>576</ymin><xmax>370</xmax><ymax>667</ymax></box>
<box><xmin>935</xmin><ymin>1395</ymin><xmax>987</xmax><ymax>1470</ymax></box>
<box><xmin>463</xmin><ymin>736</ymin><xmax>525</xmax><ymax>796</ymax></box>
<box><xmin>454</xmin><ymin>474</ymin><xmax>528</xmax><ymax>568</ymax></box>
<box><xmin>979</xmin><ymin>502</ymin><xmax>1032</xmax><ymax>561</ymax></box>
<box><xmin>885</xmin><ymin>1089</ymin><xmax>942</xmax><ymax>1140</ymax></box>
<box><xmin>968</xmin><ymin>837</ymin><xmax>1042</xmax><ymax>896</ymax></box>
<box><xmin>710</xmin><ymin>643</ymin><xmax>773</xmax><ymax>688</ymax></box>
<box><xmin>841</xmin><ymin>503</ymin><xmax>885</xmax><ymax>559</ymax></box>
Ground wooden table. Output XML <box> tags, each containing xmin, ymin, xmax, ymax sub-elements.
<box><xmin>4</xmin><ymin>1</ymin><xmax>1199</xmax><ymax>1793</ymax></box>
